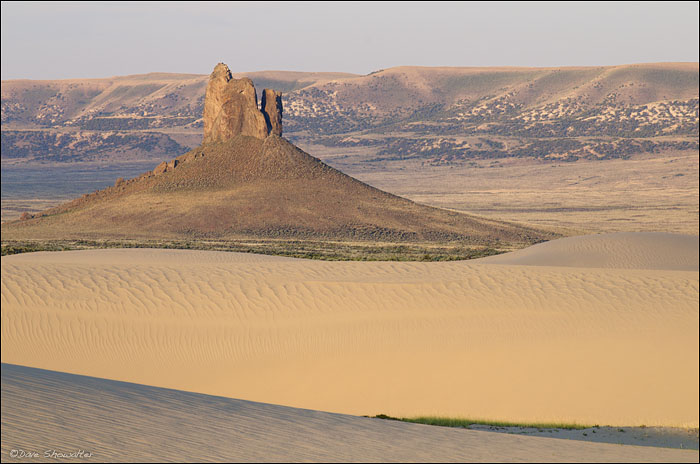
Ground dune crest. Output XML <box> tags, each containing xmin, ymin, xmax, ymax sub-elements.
<box><xmin>479</xmin><ymin>232</ymin><xmax>699</xmax><ymax>270</ymax></box>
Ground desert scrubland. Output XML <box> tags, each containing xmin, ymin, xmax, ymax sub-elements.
<box><xmin>317</xmin><ymin>148</ymin><xmax>700</xmax><ymax>236</ymax></box>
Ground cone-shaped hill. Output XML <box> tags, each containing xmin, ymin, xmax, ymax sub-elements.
<box><xmin>2</xmin><ymin>64</ymin><xmax>553</xmax><ymax>247</ymax></box>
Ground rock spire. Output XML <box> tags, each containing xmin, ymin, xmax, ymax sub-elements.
<box><xmin>261</xmin><ymin>89</ymin><xmax>283</xmax><ymax>136</ymax></box>
<box><xmin>203</xmin><ymin>63</ymin><xmax>283</xmax><ymax>143</ymax></box>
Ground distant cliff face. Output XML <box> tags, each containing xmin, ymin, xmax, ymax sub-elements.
<box><xmin>203</xmin><ymin>63</ymin><xmax>283</xmax><ymax>143</ymax></box>
<box><xmin>1</xmin><ymin>63</ymin><xmax>697</xmax><ymax>165</ymax></box>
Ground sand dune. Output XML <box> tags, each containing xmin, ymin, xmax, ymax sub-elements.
<box><xmin>1</xmin><ymin>233</ymin><xmax>698</xmax><ymax>427</ymax></box>
<box><xmin>480</xmin><ymin>232</ymin><xmax>699</xmax><ymax>270</ymax></box>
<box><xmin>3</xmin><ymin>364</ymin><xmax>697</xmax><ymax>463</ymax></box>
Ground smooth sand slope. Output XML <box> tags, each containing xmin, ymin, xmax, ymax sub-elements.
<box><xmin>1</xmin><ymin>233</ymin><xmax>698</xmax><ymax>427</ymax></box>
<box><xmin>479</xmin><ymin>232</ymin><xmax>699</xmax><ymax>270</ymax></box>
<box><xmin>3</xmin><ymin>364</ymin><xmax>697</xmax><ymax>463</ymax></box>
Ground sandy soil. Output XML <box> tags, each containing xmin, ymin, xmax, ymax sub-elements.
<box><xmin>1</xmin><ymin>233</ymin><xmax>698</xmax><ymax>428</ymax></box>
<box><xmin>2</xmin><ymin>364</ymin><xmax>697</xmax><ymax>463</ymax></box>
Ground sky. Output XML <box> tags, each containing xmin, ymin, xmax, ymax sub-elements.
<box><xmin>1</xmin><ymin>1</ymin><xmax>698</xmax><ymax>80</ymax></box>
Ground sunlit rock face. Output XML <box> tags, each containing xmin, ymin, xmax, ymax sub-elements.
<box><xmin>203</xmin><ymin>63</ymin><xmax>283</xmax><ymax>142</ymax></box>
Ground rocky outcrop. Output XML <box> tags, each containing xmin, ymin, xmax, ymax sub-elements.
<box><xmin>153</xmin><ymin>161</ymin><xmax>168</xmax><ymax>175</ymax></box>
<box><xmin>203</xmin><ymin>63</ymin><xmax>283</xmax><ymax>143</ymax></box>
<box><xmin>261</xmin><ymin>89</ymin><xmax>283</xmax><ymax>136</ymax></box>
<box><xmin>152</xmin><ymin>159</ymin><xmax>179</xmax><ymax>175</ymax></box>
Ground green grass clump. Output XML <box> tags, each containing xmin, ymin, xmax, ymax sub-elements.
<box><xmin>371</xmin><ymin>414</ymin><xmax>590</xmax><ymax>430</ymax></box>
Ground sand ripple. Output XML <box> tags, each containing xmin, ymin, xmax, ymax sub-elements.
<box><xmin>1</xmin><ymin>234</ymin><xmax>698</xmax><ymax>426</ymax></box>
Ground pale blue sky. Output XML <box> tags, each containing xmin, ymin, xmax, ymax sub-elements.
<box><xmin>2</xmin><ymin>1</ymin><xmax>698</xmax><ymax>80</ymax></box>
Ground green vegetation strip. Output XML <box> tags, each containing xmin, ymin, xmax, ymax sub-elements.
<box><xmin>370</xmin><ymin>414</ymin><xmax>591</xmax><ymax>430</ymax></box>
<box><xmin>1</xmin><ymin>239</ymin><xmax>506</xmax><ymax>262</ymax></box>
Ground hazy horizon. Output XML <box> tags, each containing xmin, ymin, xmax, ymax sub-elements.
<box><xmin>2</xmin><ymin>1</ymin><xmax>698</xmax><ymax>80</ymax></box>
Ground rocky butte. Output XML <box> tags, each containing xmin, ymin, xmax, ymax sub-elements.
<box><xmin>1</xmin><ymin>63</ymin><xmax>553</xmax><ymax>248</ymax></box>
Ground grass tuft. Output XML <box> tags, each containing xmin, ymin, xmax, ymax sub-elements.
<box><xmin>371</xmin><ymin>414</ymin><xmax>590</xmax><ymax>430</ymax></box>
